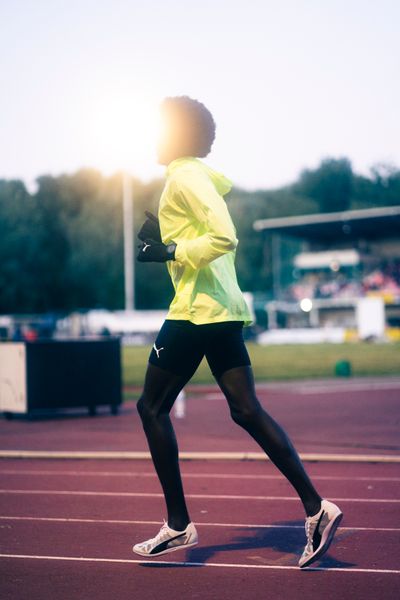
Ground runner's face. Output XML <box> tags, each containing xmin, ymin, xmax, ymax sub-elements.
<box><xmin>157</xmin><ymin>111</ymin><xmax>189</xmax><ymax>165</ymax></box>
<box><xmin>157</xmin><ymin>126</ymin><xmax>175</xmax><ymax>165</ymax></box>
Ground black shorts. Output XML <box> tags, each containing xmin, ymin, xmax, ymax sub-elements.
<box><xmin>148</xmin><ymin>320</ymin><xmax>251</xmax><ymax>380</ymax></box>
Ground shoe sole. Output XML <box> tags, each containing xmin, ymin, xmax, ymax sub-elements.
<box><xmin>133</xmin><ymin>540</ymin><xmax>198</xmax><ymax>558</ymax></box>
<box><xmin>299</xmin><ymin>511</ymin><xmax>343</xmax><ymax>569</ymax></box>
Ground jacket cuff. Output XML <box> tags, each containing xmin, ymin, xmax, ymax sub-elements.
<box><xmin>174</xmin><ymin>241</ymin><xmax>188</xmax><ymax>265</ymax></box>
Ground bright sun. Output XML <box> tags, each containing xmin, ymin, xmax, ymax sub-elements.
<box><xmin>86</xmin><ymin>89</ymin><xmax>161</xmax><ymax>176</ymax></box>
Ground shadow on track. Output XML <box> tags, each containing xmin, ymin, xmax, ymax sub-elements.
<box><xmin>139</xmin><ymin>520</ymin><xmax>355</xmax><ymax>570</ymax></box>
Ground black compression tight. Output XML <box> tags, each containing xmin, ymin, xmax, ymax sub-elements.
<box><xmin>137</xmin><ymin>364</ymin><xmax>193</xmax><ymax>531</ymax></box>
<box><xmin>137</xmin><ymin>364</ymin><xmax>321</xmax><ymax>530</ymax></box>
<box><xmin>217</xmin><ymin>366</ymin><xmax>322</xmax><ymax>517</ymax></box>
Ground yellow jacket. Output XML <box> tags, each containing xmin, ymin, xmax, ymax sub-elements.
<box><xmin>158</xmin><ymin>157</ymin><xmax>252</xmax><ymax>325</ymax></box>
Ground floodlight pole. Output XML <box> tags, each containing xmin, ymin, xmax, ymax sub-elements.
<box><xmin>271</xmin><ymin>233</ymin><xmax>281</xmax><ymax>300</ymax></box>
<box><xmin>123</xmin><ymin>171</ymin><xmax>134</xmax><ymax>311</ymax></box>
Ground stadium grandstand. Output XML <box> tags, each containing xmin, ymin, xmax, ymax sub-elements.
<box><xmin>253</xmin><ymin>206</ymin><xmax>400</xmax><ymax>343</ymax></box>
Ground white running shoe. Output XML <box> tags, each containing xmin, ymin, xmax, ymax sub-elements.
<box><xmin>133</xmin><ymin>521</ymin><xmax>198</xmax><ymax>557</ymax></box>
<box><xmin>299</xmin><ymin>499</ymin><xmax>343</xmax><ymax>568</ymax></box>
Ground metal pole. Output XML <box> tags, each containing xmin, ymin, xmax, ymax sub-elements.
<box><xmin>123</xmin><ymin>171</ymin><xmax>134</xmax><ymax>311</ymax></box>
<box><xmin>272</xmin><ymin>233</ymin><xmax>281</xmax><ymax>300</ymax></box>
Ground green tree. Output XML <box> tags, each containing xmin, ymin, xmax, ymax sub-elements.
<box><xmin>296</xmin><ymin>158</ymin><xmax>353</xmax><ymax>213</ymax></box>
<box><xmin>0</xmin><ymin>180</ymin><xmax>44</xmax><ymax>312</ymax></box>
<box><xmin>1</xmin><ymin>158</ymin><xmax>399</xmax><ymax>314</ymax></box>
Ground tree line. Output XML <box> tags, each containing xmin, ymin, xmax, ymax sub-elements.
<box><xmin>1</xmin><ymin>158</ymin><xmax>399</xmax><ymax>314</ymax></box>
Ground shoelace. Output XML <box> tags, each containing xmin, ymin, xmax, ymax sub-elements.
<box><xmin>303</xmin><ymin>516</ymin><xmax>317</xmax><ymax>554</ymax></box>
<box><xmin>150</xmin><ymin>520</ymin><xmax>171</xmax><ymax>545</ymax></box>
<box><xmin>137</xmin><ymin>520</ymin><xmax>171</xmax><ymax>551</ymax></box>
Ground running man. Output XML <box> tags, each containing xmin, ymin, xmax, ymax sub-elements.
<box><xmin>134</xmin><ymin>96</ymin><xmax>342</xmax><ymax>568</ymax></box>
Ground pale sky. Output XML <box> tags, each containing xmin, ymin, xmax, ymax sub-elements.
<box><xmin>1</xmin><ymin>0</ymin><xmax>399</xmax><ymax>191</ymax></box>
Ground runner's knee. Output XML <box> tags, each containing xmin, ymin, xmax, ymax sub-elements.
<box><xmin>137</xmin><ymin>395</ymin><xmax>160</xmax><ymax>425</ymax></box>
<box><xmin>137</xmin><ymin>393</ymin><xmax>172</xmax><ymax>425</ymax></box>
<box><xmin>229</xmin><ymin>398</ymin><xmax>262</xmax><ymax>429</ymax></box>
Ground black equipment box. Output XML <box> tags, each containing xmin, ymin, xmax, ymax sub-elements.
<box><xmin>0</xmin><ymin>338</ymin><xmax>122</xmax><ymax>417</ymax></box>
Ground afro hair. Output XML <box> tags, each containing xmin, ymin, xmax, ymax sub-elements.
<box><xmin>160</xmin><ymin>96</ymin><xmax>216</xmax><ymax>158</ymax></box>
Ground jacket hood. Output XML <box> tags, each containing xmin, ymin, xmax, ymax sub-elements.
<box><xmin>167</xmin><ymin>157</ymin><xmax>232</xmax><ymax>197</ymax></box>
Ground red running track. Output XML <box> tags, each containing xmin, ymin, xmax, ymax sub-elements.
<box><xmin>0</xmin><ymin>458</ymin><xmax>399</xmax><ymax>600</ymax></box>
<box><xmin>1</xmin><ymin>377</ymin><xmax>400</xmax><ymax>457</ymax></box>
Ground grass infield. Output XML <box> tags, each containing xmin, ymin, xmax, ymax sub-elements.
<box><xmin>123</xmin><ymin>342</ymin><xmax>400</xmax><ymax>386</ymax></box>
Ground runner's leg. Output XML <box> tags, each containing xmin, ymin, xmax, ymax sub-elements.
<box><xmin>137</xmin><ymin>321</ymin><xmax>204</xmax><ymax>531</ymax></box>
<box><xmin>137</xmin><ymin>364</ymin><xmax>193</xmax><ymax>531</ymax></box>
<box><xmin>217</xmin><ymin>365</ymin><xmax>322</xmax><ymax>516</ymax></box>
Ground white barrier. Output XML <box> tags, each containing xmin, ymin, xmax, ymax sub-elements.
<box><xmin>257</xmin><ymin>328</ymin><xmax>346</xmax><ymax>345</ymax></box>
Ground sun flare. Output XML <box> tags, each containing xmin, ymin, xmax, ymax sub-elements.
<box><xmin>87</xmin><ymin>89</ymin><xmax>161</xmax><ymax>175</ymax></box>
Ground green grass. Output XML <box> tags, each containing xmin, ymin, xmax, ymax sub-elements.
<box><xmin>123</xmin><ymin>342</ymin><xmax>400</xmax><ymax>386</ymax></box>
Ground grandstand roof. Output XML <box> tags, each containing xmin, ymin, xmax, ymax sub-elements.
<box><xmin>253</xmin><ymin>206</ymin><xmax>400</xmax><ymax>241</ymax></box>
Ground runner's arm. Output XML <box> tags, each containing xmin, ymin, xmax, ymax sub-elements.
<box><xmin>173</xmin><ymin>173</ymin><xmax>238</xmax><ymax>269</ymax></box>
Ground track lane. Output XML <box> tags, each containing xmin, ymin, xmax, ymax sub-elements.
<box><xmin>0</xmin><ymin>519</ymin><xmax>399</xmax><ymax>572</ymax></box>
<box><xmin>0</xmin><ymin>490</ymin><xmax>399</xmax><ymax>528</ymax></box>
<box><xmin>1</xmin><ymin>457</ymin><xmax>400</xmax><ymax>476</ymax></box>
<box><xmin>1</xmin><ymin>558</ymin><xmax>399</xmax><ymax>600</ymax></box>
<box><xmin>1</xmin><ymin>471</ymin><xmax>398</xmax><ymax>499</ymax></box>
<box><xmin>1</xmin><ymin>382</ymin><xmax>399</xmax><ymax>456</ymax></box>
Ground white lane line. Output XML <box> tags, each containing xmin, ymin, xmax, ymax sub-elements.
<box><xmin>204</xmin><ymin>393</ymin><xmax>224</xmax><ymax>400</ymax></box>
<box><xmin>297</xmin><ymin>382</ymin><xmax>400</xmax><ymax>394</ymax></box>
<box><xmin>1</xmin><ymin>450</ymin><xmax>399</xmax><ymax>462</ymax></box>
<box><xmin>0</xmin><ymin>553</ymin><xmax>399</xmax><ymax>574</ymax></box>
<box><xmin>1</xmin><ymin>515</ymin><xmax>399</xmax><ymax>532</ymax></box>
<box><xmin>0</xmin><ymin>490</ymin><xmax>399</xmax><ymax>503</ymax></box>
<box><xmin>1</xmin><ymin>470</ymin><xmax>399</xmax><ymax>482</ymax></box>
<box><xmin>205</xmin><ymin>382</ymin><xmax>400</xmax><ymax>397</ymax></box>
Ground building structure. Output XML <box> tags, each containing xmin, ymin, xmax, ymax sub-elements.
<box><xmin>253</xmin><ymin>206</ymin><xmax>400</xmax><ymax>339</ymax></box>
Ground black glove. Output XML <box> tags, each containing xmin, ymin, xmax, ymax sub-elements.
<box><xmin>138</xmin><ymin>211</ymin><xmax>161</xmax><ymax>242</ymax></box>
<box><xmin>137</xmin><ymin>238</ymin><xmax>176</xmax><ymax>262</ymax></box>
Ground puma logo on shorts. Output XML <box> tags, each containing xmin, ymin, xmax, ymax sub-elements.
<box><xmin>153</xmin><ymin>344</ymin><xmax>164</xmax><ymax>359</ymax></box>
<box><xmin>148</xmin><ymin>320</ymin><xmax>250</xmax><ymax>379</ymax></box>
